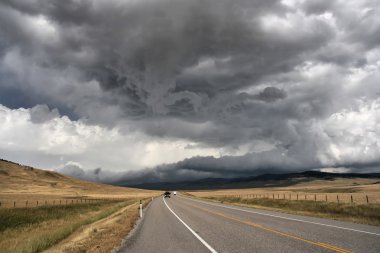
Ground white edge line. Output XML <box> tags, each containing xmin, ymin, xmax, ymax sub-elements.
<box><xmin>163</xmin><ymin>197</ymin><xmax>218</xmax><ymax>253</ymax></box>
<box><xmin>179</xmin><ymin>195</ymin><xmax>380</xmax><ymax>236</ymax></box>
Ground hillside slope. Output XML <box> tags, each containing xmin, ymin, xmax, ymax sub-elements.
<box><xmin>0</xmin><ymin>159</ymin><xmax>156</xmax><ymax>201</ymax></box>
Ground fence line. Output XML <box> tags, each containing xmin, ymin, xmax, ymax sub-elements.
<box><xmin>223</xmin><ymin>193</ymin><xmax>376</xmax><ymax>204</ymax></box>
<box><xmin>0</xmin><ymin>198</ymin><xmax>131</xmax><ymax>209</ymax></box>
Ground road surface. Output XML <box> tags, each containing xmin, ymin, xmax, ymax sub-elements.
<box><xmin>119</xmin><ymin>194</ymin><xmax>380</xmax><ymax>253</ymax></box>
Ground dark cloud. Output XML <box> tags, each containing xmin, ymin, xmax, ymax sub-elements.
<box><xmin>0</xmin><ymin>0</ymin><xmax>332</xmax><ymax>120</ymax></box>
<box><xmin>0</xmin><ymin>0</ymin><xmax>379</xmax><ymax>182</ymax></box>
<box><xmin>255</xmin><ymin>87</ymin><xmax>287</xmax><ymax>102</ymax></box>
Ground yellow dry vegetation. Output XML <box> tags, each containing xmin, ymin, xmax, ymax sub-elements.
<box><xmin>44</xmin><ymin>200</ymin><xmax>151</xmax><ymax>253</ymax></box>
<box><xmin>0</xmin><ymin>159</ymin><xmax>159</xmax><ymax>252</ymax></box>
<box><xmin>188</xmin><ymin>177</ymin><xmax>380</xmax><ymax>204</ymax></box>
<box><xmin>0</xmin><ymin>159</ymin><xmax>159</xmax><ymax>207</ymax></box>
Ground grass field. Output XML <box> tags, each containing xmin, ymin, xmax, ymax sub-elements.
<box><xmin>187</xmin><ymin>178</ymin><xmax>380</xmax><ymax>204</ymax></box>
<box><xmin>198</xmin><ymin>195</ymin><xmax>380</xmax><ymax>226</ymax></box>
<box><xmin>0</xmin><ymin>200</ymin><xmax>138</xmax><ymax>253</ymax></box>
<box><xmin>45</xmin><ymin>199</ymin><xmax>152</xmax><ymax>253</ymax></box>
<box><xmin>185</xmin><ymin>177</ymin><xmax>380</xmax><ymax>226</ymax></box>
<box><xmin>0</xmin><ymin>159</ymin><xmax>158</xmax><ymax>204</ymax></box>
<box><xmin>0</xmin><ymin>159</ymin><xmax>159</xmax><ymax>252</ymax></box>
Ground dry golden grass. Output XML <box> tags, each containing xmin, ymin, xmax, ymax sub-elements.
<box><xmin>0</xmin><ymin>201</ymin><xmax>135</xmax><ymax>253</ymax></box>
<box><xmin>188</xmin><ymin>177</ymin><xmax>380</xmax><ymax>204</ymax></box>
<box><xmin>198</xmin><ymin>196</ymin><xmax>380</xmax><ymax>226</ymax></box>
<box><xmin>44</xmin><ymin>199</ymin><xmax>151</xmax><ymax>253</ymax></box>
<box><xmin>0</xmin><ymin>159</ymin><xmax>159</xmax><ymax>252</ymax></box>
<box><xmin>0</xmin><ymin>159</ymin><xmax>160</xmax><ymax>207</ymax></box>
<box><xmin>185</xmin><ymin>177</ymin><xmax>380</xmax><ymax>226</ymax></box>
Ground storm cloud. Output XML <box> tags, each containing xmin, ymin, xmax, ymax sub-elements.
<box><xmin>0</xmin><ymin>0</ymin><xmax>379</xmax><ymax>182</ymax></box>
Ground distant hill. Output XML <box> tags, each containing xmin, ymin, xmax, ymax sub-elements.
<box><xmin>123</xmin><ymin>171</ymin><xmax>380</xmax><ymax>190</ymax></box>
<box><xmin>0</xmin><ymin>159</ymin><xmax>155</xmax><ymax>198</ymax></box>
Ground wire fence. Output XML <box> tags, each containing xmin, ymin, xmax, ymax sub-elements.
<box><xmin>221</xmin><ymin>193</ymin><xmax>378</xmax><ymax>204</ymax></box>
<box><xmin>0</xmin><ymin>198</ymin><xmax>130</xmax><ymax>208</ymax></box>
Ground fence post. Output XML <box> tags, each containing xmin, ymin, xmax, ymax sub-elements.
<box><xmin>60</xmin><ymin>200</ymin><xmax>61</xmax><ymax>205</ymax></box>
<box><xmin>45</xmin><ymin>200</ymin><xmax>47</xmax><ymax>205</ymax></box>
<box><xmin>297</xmin><ymin>194</ymin><xmax>298</xmax><ymax>200</ymax></box>
<box><xmin>273</xmin><ymin>194</ymin><xmax>274</xmax><ymax>199</ymax></box>
<box><xmin>53</xmin><ymin>200</ymin><xmax>55</xmax><ymax>205</ymax></box>
<box><xmin>26</xmin><ymin>200</ymin><xmax>28</xmax><ymax>207</ymax></box>
<box><xmin>139</xmin><ymin>200</ymin><xmax>143</xmax><ymax>218</ymax></box>
<box><xmin>37</xmin><ymin>200</ymin><xmax>39</xmax><ymax>206</ymax></box>
<box><xmin>337</xmin><ymin>195</ymin><xmax>339</xmax><ymax>203</ymax></box>
<box><xmin>0</xmin><ymin>201</ymin><xmax>1</xmax><ymax>207</ymax></box>
<box><xmin>305</xmin><ymin>195</ymin><xmax>306</xmax><ymax>200</ymax></box>
<box><xmin>366</xmin><ymin>195</ymin><xmax>369</xmax><ymax>204</ymax></box>
<box><xmin>315</xmin><ymin>194</ymin><xmax>316</xmax><ymax>201</ymax></box>
<box><xmin>14</xmin><ymin>201</ymin><xmax>16</xmax><ymax>208</ymax></box>
<box><xmin>351</xmin><ymin>195</ymin><xmax>353</xmax><ymax>203</ymax></box>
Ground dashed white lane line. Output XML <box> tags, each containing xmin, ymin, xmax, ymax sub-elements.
<box><xmin>163</xmin><ymin>197</ymin><xmax>218</xmax><ymax>253</ymax></box>
<box><xmin>179</xmin><ymin>195</ymin><xmax>380</xmax><ymax>236</ymax></box>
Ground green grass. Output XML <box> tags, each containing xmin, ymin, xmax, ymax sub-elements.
<box><xmin>0</xmin><ymin>199</ymin><xmax>136</xmax><ymax>253</ymax></box>
<box><xmin>204</xmin><ymin>196</ymin><xmax>380</xmax><ymax>226</ymax></box>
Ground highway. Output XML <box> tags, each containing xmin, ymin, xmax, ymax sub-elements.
<box><xmin>119</xmin><ymin>194</ymin><xmax>380</xmax><ymax>253</ymax></box>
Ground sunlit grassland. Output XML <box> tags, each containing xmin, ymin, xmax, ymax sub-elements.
<box><xmin>0</xmin><ymin>199</ymin><xmax>136</xmax><ymax>253</ymax></box>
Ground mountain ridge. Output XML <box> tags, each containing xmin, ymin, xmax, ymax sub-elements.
<box><xmin>122</xmin><ymin>170</ymin><xmax>380</xmax><ymax>190</ymax></box>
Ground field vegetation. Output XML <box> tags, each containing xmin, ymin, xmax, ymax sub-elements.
<box><xmin>185</xmin><ymin>177</ymin><xmax>380</xmax><ymax>226</ymax></box>
<box><xmin>0</xmin><ymin>159</ymin><xmax>159</xmax><ymax>252</ymax></box>
<box><xmin>0</xmin><ymin>200</ymin><xmax>137</xmax><ymax>253</ymax></box>
<box><xmin>0</xmin><ymin>159</ymin><xmax>156</xmax><ymax>204</ymax></box>
<box><xmin>200</xmin><ymin>195</ymin><xmax>380</xmax><ymax>226</ymax></box>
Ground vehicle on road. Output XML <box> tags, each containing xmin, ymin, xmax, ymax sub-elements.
<box><xmin>173</xmin><ymin>191</ymin><xmax>177</xmax><ymax>195</ymax></box>
<box><xmin>164</xmin><ymin>191</ymin><xmax>171</xmax><ymax>198</ymax></box>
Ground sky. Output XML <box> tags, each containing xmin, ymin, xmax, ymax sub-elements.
<box><xmin>0</xmin><ymin>0</ymin><xmax>379</xmax><ymax>184</ymax></box>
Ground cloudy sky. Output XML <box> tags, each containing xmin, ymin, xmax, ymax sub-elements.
<box><xmin>0</xmin><ymin>0</ymin><xmax>379</xmax><ymax>184</ymax></box>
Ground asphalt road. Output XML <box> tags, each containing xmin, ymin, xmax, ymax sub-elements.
<box><xmin>119</xmin><ymin>194</ymin><xmax>380</xmax><ymax>253</ymax></box>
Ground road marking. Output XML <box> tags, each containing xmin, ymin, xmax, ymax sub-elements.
<box><xmin>182</xmin><ymin>200</ymin><xmax>353</xmax><ymax>253</ymax></box>
<box><xmin>179</xmin><ymin>195</ymin><xmax>380</xmax><ymax>236</ymax></box>
<box><xmin>163</xmin><ymin>197</ymin><xmax>218</xmax><ymax>253</ymax></box>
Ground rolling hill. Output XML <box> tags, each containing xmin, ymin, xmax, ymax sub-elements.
<box><xmin>0</xmin><ymin>159</ymin><xmax>156</xmax><ymax>203</ymax></box>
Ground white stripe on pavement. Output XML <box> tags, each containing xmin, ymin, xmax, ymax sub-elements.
<box><xmin>179</xmin><ymin>195</ymin><xmax>380</xmax><ymax>236</ymax></box>
<box><xmin>163</xmin><ymin>197</ymin><xmax>218</xmax><ymax>253</ymax></box>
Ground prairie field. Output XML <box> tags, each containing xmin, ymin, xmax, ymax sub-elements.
<box><xmin>0</xmin><ymin>159</ymin><xmax>159</xmax><ymax>207</ymax></box>
<box><xmin>0</xmin><ymin>159</ymin><xmax>158</xmax><ymax>252</ymax></box>
<box><xmin>185</xmin><ymin>177</ymin><xmax>380</xmax><ymax>226</ymax></box>
<box><xmin>187</xmin><ymin>177</ymin><xmax>380</xmax><ymax>204</ymax></box>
